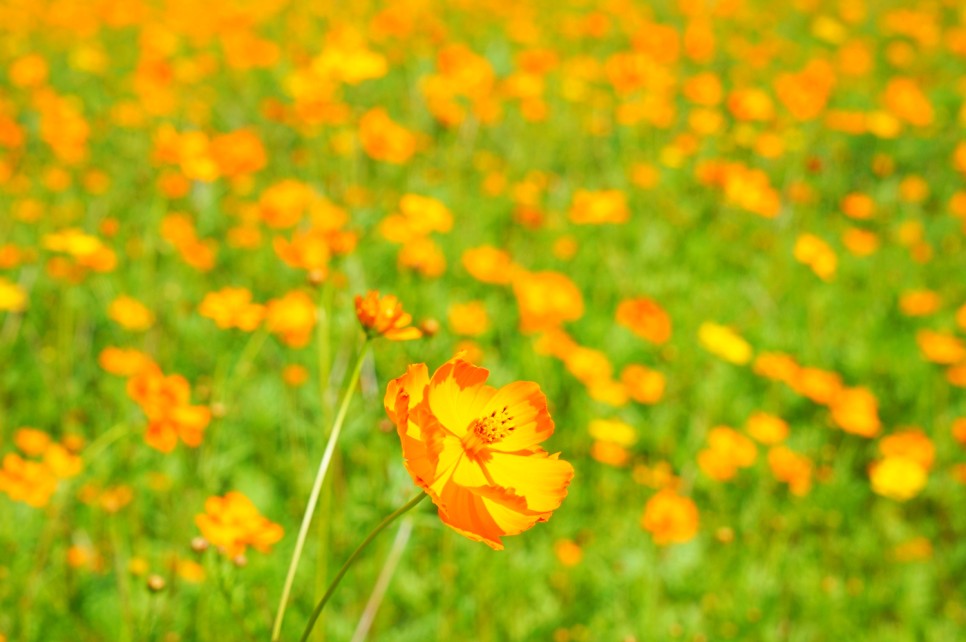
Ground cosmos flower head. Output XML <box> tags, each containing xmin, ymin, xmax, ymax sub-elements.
<box><xmin>384</xmin><ymin>356</ymin><xmax>574</xmax><ymax>549</ymax></box>
<box><xmin>354</xmin><ymin>291</ymin><xmax>422</xmax><ymax>341</ymax></box>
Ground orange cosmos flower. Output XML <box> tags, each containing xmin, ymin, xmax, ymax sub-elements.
<box><xmin>354</xmin><ymin>291</ymin><xmax>422</xmax><ymax>341</ymax></box>
<box><xmin>882</xmin><ymin>77</ymin><xmax>933</xmax><ymax>127</ymax></box>
<box><xmin>398</xmin><ymin>237</ymin><xmax>447</xmax><ymax>277</ymax></box>
<box><xmin>698</xmin><ymin>426</ymin><xmax>757</xmax><ymax>481</ymax></box>
<box><xmin>620</xmin><ymin>364</ymin><xmax>665</xmax><ymax>404</ymax></box>
<box><xmin>108</xmin><ymin>296</ymin><xmax>155</xmax><ymax>331</ymax></box>
<box><xmin>794</xmin><ymin>234</ymin><xmax>837</xmax><ymax>281</ymax></box>
<box><xmin>195</xmin><ymin>491</ymin><xmax>283</xmax><ymax>557</ymax></box>
<box><xmin>462</xmin><ymin>245</ymin><xmax>518</xmax><ymax>284</ymax></box>
<box><xmin>199</xmin><ymin>287</ymin><xmax>264</xmax><ymax>332</ymax></box>
<box><xmin>98</xmin><ymin>347</ymin><xmax>154</xmax><ymax>377</ymax></box>
<box><xmin>616</xmin><ymin>297</ymin><xmax>671</xmax><ymax>344</ymax></box>
<box><xmin>899</xmin><ymin>290</ymin><xmax>940</xmax><ymax>317</ymax></box>
<box><xmin>384</xmin><ymin>357</ymin><xmax>574</xmax><ymax>550</ymax></box>
<box><xmin>641</xmin><ymin>489</ymin><xmax>699</xmax><ymax>545</ymax></box>
<box><xmin>512</xmin><ymin>271</ymin><xmax>584</xmax><ymax>334</ymax></box>
<box><xmin>767</xmin><ymin>446</ymin><xmax>812</xmax><ymax>496</ymax></box>
<box><xmin>746</xmin><ymin>412</ymin><xmax>789</xmax><ymax>445</ymax></box>
<box><xmin>829</xmin><ymin>386</ymin><xmax>881</xmax><ymax>437</ymax></box>
<box><xmin>447</xmin><ymin>301</ymin><xmax>489</xmax><ymax>337</ymax></box>
<box><xmin>789</xmin><ymin>367</ymin><xmax>843</xmax><ymax>404</ymax></box>
<box><xmin>588</xmin><ymin>419</ymin><xmax>636</xmax><ymax>467</ymax></box>
<box><xmin>209</xmin><ymin>128</ymin><xmax>267</xmax><ymax>178</ymax></box>
<box><xmin>916</xmin><ymin>330</ymin><xmax>966</xmax><ymax>364</ymax></box>
<box><xmin>0</xmin><ymin>454</ymin><xmax>59</xmax><ymax>507</ymax></box>
<box><xmin>359</xmin><ymin>108</ymin><xmax>417</xmax><ymax>164</ymax></box>
<box><xmin>753</xmin><ymin>352</ymin><xmax>799</xmax><ymax>383</ymax></box>
<box><xmin>259</xmin><ymin>180</ymin><xmax>314</xmax><ymax>229</ymax></box>
<box><xmin>554</xmin><ymin>539</ymin><xmax>583</xmax><ymax>566</ymax></box>
<box><xmin>841</xmin><ymin>193</ymin><xmax>875</xmax><ymax>219</ymax></box>
<box><xmin>880</xmin><ymin>429</ymin><xmax>934</xmax><ymax>471</ymax></box>
<box><xmin>127</xmin><ymin>365</ymin><xmax>211</xmax><ymax>452</ymax></box>
<box><xmin>568</xmin><ymin>189</ymin><xmax>630</xmax><ymax>225</ymax></box>
<box><xmin>842</xmin><ymin>228</ymin><xmax>879</xmax><ymax>256</ymax></box>
<box><xmin>265</xmin><ymin>291</ymin><xmax>316</xmax><ymax>348</ymax></box>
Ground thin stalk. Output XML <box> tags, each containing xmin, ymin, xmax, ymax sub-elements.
<box><xmin>271</xmin><ymin>340</ymin><xmax>370</xmax><ymax>642</ymax></box>
<box><xmin>313</xmin><ymin>281</ymin><xmax>334</xmax><ymax>642</ymax></box>
<box><xmin>299</xmin><ymin>493</ymin><xmax>428</xmax><ymax>642</ymax></box>
<box><xmin>349</xmin><ymin>518</ymin><xmax>414</xmax><ymax>642</ymax></box>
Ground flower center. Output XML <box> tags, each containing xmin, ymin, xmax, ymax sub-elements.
<box><xmin>461</xmin><ymin>406</ymin><xmax>513</xmax><ymax>460</ymax></box>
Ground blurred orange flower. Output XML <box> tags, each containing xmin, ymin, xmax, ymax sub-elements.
<box><xmin>829</xmin><ymin>387</ymin><xmax>881</xmax><ymax>437</ymax></box>
<box><xmin>99</xmin><ymin>347</ymin><xmax>154</xmax><ymax>377</ymax></box>
<box><xmin>127</xmin><ymin>365</ymin><xmax>211</xmax><ymax>452</ymax></box>
<box><xmin>568</xmin><ymin>189</ymin><xmax>629</xmax><ymax>225</ymax></box>
<box><xmin>195</xmin><ymin>492</ymin><xmax>283</xmax><ymax>557</ymax></box>
<box><xmin>698</xmin><ymin>426</ymin><xmax>757</xmax><ymax>481</ymax></box>
<box><xmin>448</xmin><ymin>301</ymin><xmax>489</xmax><ymax>337</ymax></box>
<box><xmin>512</xmin><ymin>271</ymin><xmax>584</xmax><ymax>334</ymax></box>
<box><xmin>384</xmin><ymin>357</ymin><xmax>574</xmax><ymax>549</ymax></box>
<box><xmin>746</xmin><ymin>412</ymin><xmax>789</xmax><ymax>445</ymax></box>
<box><xmin>916</xmin><ymin>330</ymin><xmax>966</xmax><ymax>364</ymax></box>
<box><xmin>0</xmin><ymin>454</ymin><xmax>58</xmax><ymax>507</ymax></box>
<box><xmin>265</xmin><ymin>291</ymin><xmax>317</xmax><ymax>348</ymax></box>
<box><xmin>354</xmin><ymin>291</ymin><xmax>422</xmax><ymax>341</ymax></box>
<box><xmin>899</xmin><ymin>290</ymin><xmax>940</xmax><ymax>317</ymax></box>
<box><xmin>879</xmin><ymin>429</ymin><xmax>934</xmax><ymax>471</ymax></box>
<box><xmin>616</xmin><ymin>298</ymin><xmax>671</xmax><ymax>344</ymax></box>
<box><xmin>620</xmin><ymin>364</ymin><xmax>665</xmax><ymax>404</ymax></box>
<box><xmin>108</xmin><ymin>296</ymin><xmax>155</xmax><ymax>331</ymax></box>
<box><xmin>462</xmin><ymin>246</ymin><xmax>518</xmax><ymax>284</ymax></box>
<box><xmin>359</xmin><ymin>108</ymin><xmax>417</xmax><ymax>164</ymax></box>
<box><xmin>768</xmin><ymin>446</ymin><xmax>812</xmax><ymax>496</ymax></box>
<box><xmin>588</xmin><ymin>419</ymin><xmax>636</xmax><ymax>467</ymax></box>
<box><xmin>641</xmin><ymin>489</ymin><xmax>699</xmax><ymax>545</ymax></box>
<box><xmin>199</xmin><ymin>287</ymin><xmax>264</xmax><ymax>332</ymax></box>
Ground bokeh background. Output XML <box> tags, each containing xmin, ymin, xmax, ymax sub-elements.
<box><xmin>2</xmin><ymin>0</ymin><xmax>966</xmax><ymax>640</ymax></box>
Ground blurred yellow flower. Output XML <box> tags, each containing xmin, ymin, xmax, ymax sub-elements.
<box><xmin>698</xmin><ymin>322</ymin><xmax>752</xmax><ymax>365</ymax></box>
<box><xmin>870</xmin><ymin>456</ymin><xmax>927</xmax><ymax>501</ymax></box>
<box><xmin>266</xmin><ymin>291</ymin><xmax>317</xmax><ymax>348</ymax></box>
<box><xmin>0</xmin><ymin>277</ymin><xmax>26</xmax><ymax>312</ymax></box>
<box><xmin>108</xmin><ymin>296</ymin><xmax>155</xmax><ymax>331</ymax></box>
<box><xmin>448</xmin><ymin>301</ymin><xmax>489</xmax><ymax>337</ymax></box>
<box><xmin>746</xmin><ymin>412</ymin><xmax>789</xmax><ymax>445</ymax></box>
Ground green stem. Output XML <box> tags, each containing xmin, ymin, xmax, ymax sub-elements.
<box><xmin>271</xmin><ymin>340</ymin><xmax>370</xmax><ymax>642</ymax></box>
<box><xmin>299</xmin><ymin>492</ymin><xmax>428</xmax><ymax>642</ymax></box>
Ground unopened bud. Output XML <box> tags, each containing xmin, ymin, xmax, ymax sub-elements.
<box><xmin>147</xmin><ymin>575</ymin><xmax>166</xmax><ymax>592</ymax></box>
<box><xmin>419</xmin><ymin>318</ymin><xmax>440</xmax><ymax>337</ymax></box>
<box><xmin>190</xmin><ymin>537</ymin><xmax>209</xmax><ymax>554</ymax></box>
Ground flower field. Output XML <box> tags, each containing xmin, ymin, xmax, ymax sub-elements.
<box><xmin>2</xmin><ymin>0</ymin><xmax>966</xmax><ymax>640</ymax></box>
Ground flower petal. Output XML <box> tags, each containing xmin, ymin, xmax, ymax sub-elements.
<box><xmin>435</xmin><ymin>481</ymin><xmax>506</xmax><ymax>550</ymax></box>
<box><xmin>384</xmin><ymin>363</ymin><xmax>428</xmax><ymax>431</ymax></box>
<box><xmin>427</xmin><ymin>358</ymin><xmax>495</xmax><ymax>436</ymax></box>
<box><xmin>481</xmin><ymin>381</ymin><xmax>555</xmax><ymax>452</ymax></box>
<box><xmin>484</xmin><ymin>450</ymin><xmax>575</xmax><ymax>512</ymax></box>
